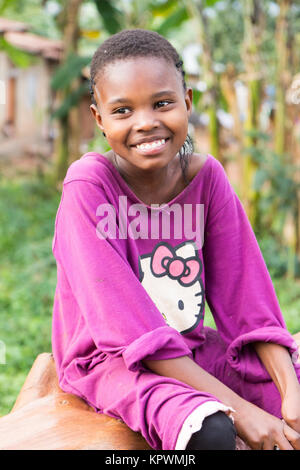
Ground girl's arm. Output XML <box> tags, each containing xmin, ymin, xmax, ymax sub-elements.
<box><xmin>254</xmin><ymin>342</ymin><xmax>300</xmax><ymax>433</ymax></box>
<box><xmin>202</xmin><ymin>161</ymin><xmax>299</xmax><ymax>385</ymax></box>
<box><xmin>144</xmin><ymin>355</ymin><xmax>300</xmax><ymax>450</ymax></box>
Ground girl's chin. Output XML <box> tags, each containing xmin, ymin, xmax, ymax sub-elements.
<box><xmin>130</xmin><ymin>154</ymin><xmax>176</xmax><ymax>171</ymax></box>
<box><xmin>114</xmin><ymin>145</ymin><xmax>180</xmax><ymax>171</ymax></box>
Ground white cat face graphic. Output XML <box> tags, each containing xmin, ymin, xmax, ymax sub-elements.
<box><xmin>139</xmin><ymin>241</ymin><xmax>204</xmax><ymax>334</ymax></box>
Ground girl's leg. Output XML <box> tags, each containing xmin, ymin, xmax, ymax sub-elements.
<box><xmin>65</xmin><ymin>353</ymin><xmax>233</xmax><ymax>450</ymax></box>
<box><xmin>186</xmin><ymin>411</ymin><xmax>237</xmax><ymax>450</ymax></box>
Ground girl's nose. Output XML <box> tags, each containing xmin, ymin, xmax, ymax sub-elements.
<box><xmin>132</xmin><ymin>110</ymin><xmax>159</xmax><ymax>132</ymax></box>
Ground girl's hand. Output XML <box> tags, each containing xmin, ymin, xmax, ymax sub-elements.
<box><xmin>252</xmin><ymin>342</ymin><xmax>300</xmax><ymax>447</ymax></box>
<box><xmin>144</xmin><ymin>353</ymin><xmax>300</xmax><ymax>449</ymax></box>
<box><xmin>281</xmin><ymin>384</ymin><xmax>300</xmax><ymax>434</ymax></box>
<box><xmin>236</xmin><ymin>401</ymin><xmax>300</xmax><ymax>450</ymax></box>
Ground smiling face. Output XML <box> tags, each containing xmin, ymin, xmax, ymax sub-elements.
<box><xmin>90</xmin><ymin>56</ymin><xmax>192</xmax><ymax>173</ymax></box>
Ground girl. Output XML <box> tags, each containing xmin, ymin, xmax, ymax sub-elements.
<box><xmin>51</xmin><ymin>29</ymin><xmax>300</xmax><ymax>450</ymax></box>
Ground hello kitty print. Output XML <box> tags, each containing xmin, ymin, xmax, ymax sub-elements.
<box><xmin>138</xmin><ymin>241</ymin><xmax>205</xmax><ymax>334</ymax></box>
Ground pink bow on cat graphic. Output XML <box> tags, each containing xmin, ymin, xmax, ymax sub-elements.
<box><xmin>151</xmin><ymin>243</ymin><xmax>201</xmax><ymax>286</ymax></box>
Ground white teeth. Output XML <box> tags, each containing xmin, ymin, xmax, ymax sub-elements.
<box><xmin>136</xmin><ymin>139</ymin><xmax>165</xmax><ymax>150</ymax></box>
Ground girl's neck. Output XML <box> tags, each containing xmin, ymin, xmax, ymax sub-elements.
<box><xmin>109</xmin><ymin>151</ymin><xmax>187</xmax><ymax>206</ymax></box>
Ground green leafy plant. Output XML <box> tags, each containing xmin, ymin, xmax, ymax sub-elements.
<box><xmin>0</xmin><ymin>37</ymin><xmax>34</xmax><ymax>68</ymax></box>
<box><xmin>50</xmin><ymin>52</ymin><xmax>91</xmax><ymax>119</ymax></box>
<box><xmin>243</xmin><ymin>131</ymin><xmax>300</xmax><ymax>278</ymax></box>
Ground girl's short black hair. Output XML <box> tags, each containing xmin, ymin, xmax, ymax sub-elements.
<box><xmin>89</xmin><ymin>29</ymin><xmax>193</xmax><ymax>182</ymax></box>
<box><xmin>90</xmin><ymin>28</ymin><xmax>187</xmax><ymax>105</ymax></box>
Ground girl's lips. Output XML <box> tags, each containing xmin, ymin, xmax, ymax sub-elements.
<box><xmin>132</xmin><ymin>138</ymin><xmax>169</xmax><ymax>155</ymax></box>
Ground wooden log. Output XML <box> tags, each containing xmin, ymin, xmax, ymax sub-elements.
<box><xmin>0</xmin><ymin>353</ymin><xmax>151</xmax><ymax>450</ymax></box>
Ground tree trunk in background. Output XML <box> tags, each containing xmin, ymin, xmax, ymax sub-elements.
<box><xmin>241</xmin><ymin>0</ymin><xmax>263</xmax><ymax>228</ymax></box>
<box><xmin>220</xmin><ymin>63</ymin><xmax>244</xmax><ymax>181</ymax></box>
<box><xmin>220</xmin><ymin>64</ymin><xmax>243</xmax><ymax>143</ymax></box>
<box><xmin>275</xmin><ymin>0</ymin><xmax>297</xmax><ymax>278</ymax></box>
<box><xmin>274</xmin><ymin>0</ymin><xmax>292</xmax><ymax>156</ymax></box>
<box><xmin>53</xmin><ymin>0</ymin><xmax>83</xmax><ymax>184</ymax></box>
<box><xmin>185</xmin><ymin>0</ymin><xmax>221</xmax><ymax>163</ymax></box>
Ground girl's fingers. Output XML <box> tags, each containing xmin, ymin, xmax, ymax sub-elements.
<box><xmin>273</xmin><ymin>437</ymin><xmax>294</xmax><ymax>451</ymax></box>
<box><xmin>261</xmin><ymin>435</ymin><xmax>293</xmax><ymax>450</ymax></box>
<box><xmin>262</xmin><ymin>423</ymin><xmax>300</xmax><ymax>450</ymax></box>
<box><xmin>283</xmin><ymin>423</ymin><xmax>300</xmax><ymax>450</ymax></box>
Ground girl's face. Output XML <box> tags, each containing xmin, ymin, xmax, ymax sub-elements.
<box><xmin>90</xmin><ymin>56</ymin><xmax>192</xmax><ymax>173</ymax></box>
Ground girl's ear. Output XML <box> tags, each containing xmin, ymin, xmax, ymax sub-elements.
<box><xmin>185</xmin><ymin>87</ymin><xmax>193</xmax><ymax>117</ymax></box>
<box><xmin>90</xmin><ymin>104</ymin><xmax>105</xmax><ymax>133</ymax></box>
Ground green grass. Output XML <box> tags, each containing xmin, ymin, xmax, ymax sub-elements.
<box><xmin>273</xmin><ymin>277</ymin><xmax>300</xmax><ymax>334</ymax></box>
<box><xmin>0</xmin><ymin>175</ymin><xmax>60</xmax><ymax>416</ymax></box>
<box><xmin>0</xmin><ymin>175</ymin><xmax>299</xmax><ymax>417</ymax></box>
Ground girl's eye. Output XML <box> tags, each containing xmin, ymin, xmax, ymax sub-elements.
<box><xmin>113</xmin><ymin>107</ymin><xmax>131</xmax><ymax>114</ymax></box>
<box><xmin>156</xmin><ymin>100</ymin><xmax>172</xmax><ymax>108</ymax></box>
<box><xmin>112</xmin><ymin>100</ymin><xmax>172</xmax><ymax>114</ymax></box>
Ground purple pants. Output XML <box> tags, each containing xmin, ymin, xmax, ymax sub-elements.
<box><xmin>72</xmin><ymin>327</ymin><xmax>299</xmax><ymax>450</ymax></box>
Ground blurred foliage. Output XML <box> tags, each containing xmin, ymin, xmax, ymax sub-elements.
<box><xmin>0</xmin><ymin>37</ymin><xmax>35</xmax><ymax>68</ymax></box>
<box><xmin>50</xmin><ymin>53</ymin><xmax>91</xmax><ymax>119</ymax></box>
<box><xmin>87</xmin><ymin>131</ymin><xmax>111</xmax><ymax>154</ymax></box>
<box><xmin>0</xmin><ymin>0</ymin><xmax>61</xmax><ymax>38</ymax></box>
<box><xmin>93</xmin><ymin>0</ymin><xmax>122</xmax><ymax>35</ymax></box>
<box><xmin>244</xmin><ymin>131</ymin><xmax>299</xmax><ymax>225</ymax></box>
<box><xmin>239</xmin><ymin>130</ymin><xmax>299</xmax><ymax>275</ymax></box>
<box><xmin>1</xmin><ymin>0</ymin><xmax>300</xmax><ymax>416</ymax></box>
<box><xmin>0</xmin><ymin>176</ymin><xmax>60</xmax><ymax>415</ymax></box>
<box><xmin>51</xmin><ymin>53</ymin><xmax>90</xmax><ymax>90</ymax></box>
<box><xmin>1</xmin><ymin>0</ymin><xmax>300</xmax><ymax>76</ymax></box>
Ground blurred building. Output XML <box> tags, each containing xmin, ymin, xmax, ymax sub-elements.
<box><xmin>0</xmin><ymin>17</ymin><xmax>94</xmax><ymax>160</ymax></box>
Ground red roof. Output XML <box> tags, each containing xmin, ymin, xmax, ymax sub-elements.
<box><xmin>4</xmin><ymin>31</ymin><xmax>63</xmax><ymax>61</ymax></box>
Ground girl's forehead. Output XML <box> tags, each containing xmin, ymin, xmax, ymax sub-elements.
<box><xmin>95</xmin><ymin>56</ymin><xmax>183</xmax><ymax>98</ymax></box>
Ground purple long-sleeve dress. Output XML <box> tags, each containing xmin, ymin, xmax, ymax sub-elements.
<box><xmin>51</xmin><ymin>152</ymin><xmax>300</xmax><ymax>450</ymax></box>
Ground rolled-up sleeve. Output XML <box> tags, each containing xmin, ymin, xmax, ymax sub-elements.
<box><xmin>203</xmin><ymin>164</ymin><xmax>299</xmax><ymax>382</ymax></box>
<box><xmin>53</xmin><ymin>180</ymin><xmax>191</xmax><ymax>372</ymax></box>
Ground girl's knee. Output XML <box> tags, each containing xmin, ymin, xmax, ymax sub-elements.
<box><xmin>186</xmin><ymin>411</ymin><xmax>237</xmax><ymax>450</ymax></box>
